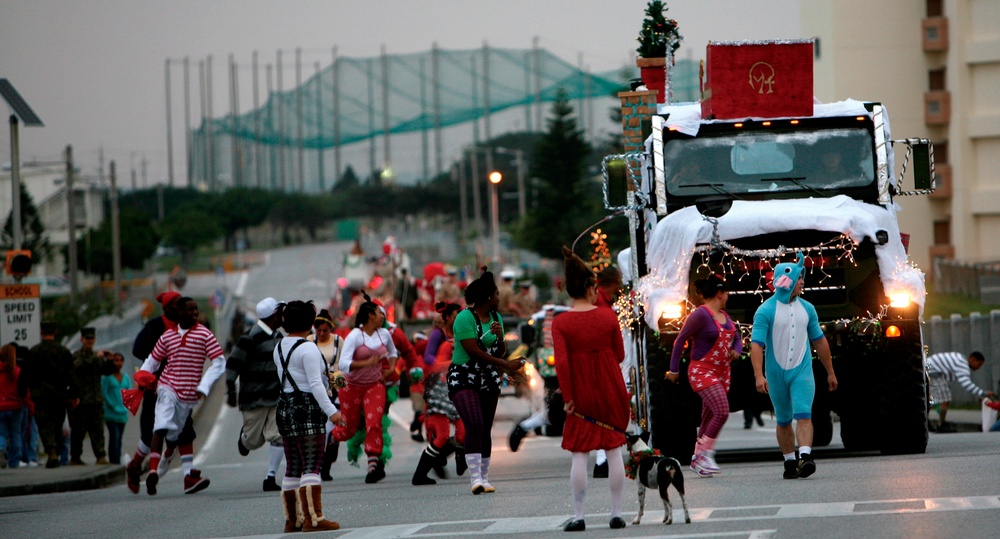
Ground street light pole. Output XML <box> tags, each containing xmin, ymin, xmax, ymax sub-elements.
<box><xmin>489</xmin><ymin>171</ymin><xmax>502</xmax><ymax>264</ymax></box>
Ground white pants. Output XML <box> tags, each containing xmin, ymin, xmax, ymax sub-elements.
<box><xmin>154</xmin><ymin>385</ymin><xmax>197</xmax><ymax>442</ymax></box>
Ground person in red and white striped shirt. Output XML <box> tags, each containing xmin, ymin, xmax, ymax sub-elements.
<box><xmin>137</xmin><ymin>297</ymin><xmax>226</xmax><ymax>495</ymax></box>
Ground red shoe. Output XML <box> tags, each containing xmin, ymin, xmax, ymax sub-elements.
<box><xmin>183</xmin><ymin>469</ymin><xmax>210</xmax><ymax>494</ymax></box>
<box><xmin>126</xmin><ymin>460</ymin><xmax>142</xmax><ymax>494</ymax></box>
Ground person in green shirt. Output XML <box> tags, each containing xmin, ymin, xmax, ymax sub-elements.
<box><xmin>102</xmin><ymin>352</ymin><xmax>132</xmax><ymax>464</ymax></box>
<box><xmin>447</xmin><ymin>268</ymin><xmax>524</xmax><ymax>495</ymax></box>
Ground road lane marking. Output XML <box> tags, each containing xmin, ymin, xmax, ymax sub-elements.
<box><xmin>218</xmin><ymin>496</ymin><xmax>1000</xmax><ymax>539</ymax></box>
<box><xmin>195</xmin><ymin>401</ymin><xmax>232</xmax><ymax>468</ymax></box>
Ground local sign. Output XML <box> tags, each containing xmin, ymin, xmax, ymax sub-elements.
<box><xmin>0</xmin><ymin>283</ymin><xmax>41</xmax><ymax>348</ymax></box>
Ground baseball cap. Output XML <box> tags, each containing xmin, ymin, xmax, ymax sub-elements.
<box><xmin>256</xmin><ymin>297</ymin><xmax>280</xmax><ymax>319</ymax></box>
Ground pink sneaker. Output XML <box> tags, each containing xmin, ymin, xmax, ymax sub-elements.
<box><xmin>690</xmin><ymin>454</ymin><xmax>718</xmax><ymax>477</ymax></box>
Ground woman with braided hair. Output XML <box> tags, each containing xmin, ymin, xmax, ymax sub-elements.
<box><xmin>333</xmin><ymin>292</ymin><xmax>398</xmax><ymax>483</ymax></box>
<box><xmin>411</xmin><ymin>301</ymin><xmax>466</xmax><ymax>485</ymax></box>
<box><xmin>447</xmin><ymin>267</ymin><xmax>523</xmax><ymax>494</ymax></box>
<box><xmin>554</xmin><ymin>247</ymin><xmax>629</xmax><ymax>532</ymax></box>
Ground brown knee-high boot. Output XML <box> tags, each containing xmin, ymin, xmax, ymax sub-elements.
<box><xmin>281</xmin><ymin>488</ymin><xmax>303</xmax><ymax>533</ymax></box>
<box><xmin>302</xmin><ymin>484</ymin><xmax>340</xmax><ymax>532</ymax></box>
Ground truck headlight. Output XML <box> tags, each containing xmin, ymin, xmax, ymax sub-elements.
<box><xmin>659</xmin><ymin>303</ymin><xmax>684</xmax><ymax>320</ymax></box>
<box><xmin>888</xmin><ymin>292</ymin><xmax>911</xmax><ymax>308</ymax></box>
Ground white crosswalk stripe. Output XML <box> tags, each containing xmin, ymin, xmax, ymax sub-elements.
<box><xmin>214</xmin><ymin>495</ymin><xmax>1000</xmax><ymax>539</ymax></box>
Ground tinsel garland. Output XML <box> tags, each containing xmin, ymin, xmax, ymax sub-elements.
<box><xmin>625</xmin><ymin>447</ymin><xmax>663</xmax><ymax>480</ymax></box>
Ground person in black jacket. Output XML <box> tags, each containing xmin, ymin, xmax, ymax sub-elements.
<box><xmin>23</xmin><ymin>322</ymin><xmax>75</xmax><ymax>468</ymax></box>
<box><xmin>126</xmin><ymin>291</ymin><xmax>197</xmax><ymax>493</ymax></box>
<box><xmin>227</xmin><ymin>297</ymin><xmax>285</xmax><ymax>492</ymax></box>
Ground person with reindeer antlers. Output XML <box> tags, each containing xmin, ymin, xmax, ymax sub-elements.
<box><xmin>553</xmin><ymin>247</ymin><xmax>630</xmax><ymax>532</ymax></box>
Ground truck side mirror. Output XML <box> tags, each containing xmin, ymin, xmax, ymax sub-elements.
<box><xmin>912</xmin><ymin>142</ymin><xmax>934</xmax><ymax>191</ymax></box>
<box><xmin>605</xmin><ymin>158</ymin><xmax>628</xmax><ymax>208</ymax></box>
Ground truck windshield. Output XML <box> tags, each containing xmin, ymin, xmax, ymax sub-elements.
<box><xmin>664</xmin><ymin>127</ymin><xmax>874</xmax><ymax>197</ymax></box>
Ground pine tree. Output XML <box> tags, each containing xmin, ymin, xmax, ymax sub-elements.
<box><xmin>515</xmin><ymin>88</ymin><xmax>598</xmax><ymax>259</ymax></box>
<box><xmin>1</xmin><ymin>182</ymin><xmax>53</xmax><ymax>263</ymax></box>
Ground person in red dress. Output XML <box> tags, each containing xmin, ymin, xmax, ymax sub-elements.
<box><xmin>553</xmin><ymin>247</ymin><xmax>629</xmax><ymax>532</ymax></box>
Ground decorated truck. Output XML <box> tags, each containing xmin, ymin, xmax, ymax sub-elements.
<box><xmin>606</xmin><ymin>40</ymin><xmax>935</xmax><ymax>460</ymax></box>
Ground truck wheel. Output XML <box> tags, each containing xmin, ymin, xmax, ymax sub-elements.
<box><xmin>876</xmin><ymin>328</ymin><xmax>928</xmax><ymax>455</ymax></box>
<box><xmin>812</xmin><ymin>411</ymin><xmax>834</xmax><ymax>447</ymax></box>
<box><xmin>811</xmin><ymin>360</ymin><xmax>834</xmax><ymax>447</ymax></box>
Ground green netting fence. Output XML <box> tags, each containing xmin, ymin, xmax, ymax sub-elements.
<box><xmin>188</xmin><ymin>46</ymin><xmax>699</xmax><ymax>191</ymax></box>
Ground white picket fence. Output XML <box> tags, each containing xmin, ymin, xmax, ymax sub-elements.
<box><xmin>924</xmin><ymin>311</ymin><xmax>1000</xmax><ymax>406</ymax></box>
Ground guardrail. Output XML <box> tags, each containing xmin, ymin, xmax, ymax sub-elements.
<box><xmin>66</xmin><ymin>287</ymin><xmax>239</xmax><ymax>375</ymax></box>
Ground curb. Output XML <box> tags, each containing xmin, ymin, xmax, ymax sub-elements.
<box><xmin>0</xmin><ymin>467</ymin><xmax>125</xmax><ymax>498</ymax></box>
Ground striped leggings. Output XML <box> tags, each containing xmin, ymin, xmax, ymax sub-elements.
<box><xmin>697</xmin><ymin>383</ymin><xmax>730</xmax><ymax>440</ymax></box>
<box><xmin>450</xmin><ymin>390</ymin><xmax>498</xmax><ymax>457</ymax></box>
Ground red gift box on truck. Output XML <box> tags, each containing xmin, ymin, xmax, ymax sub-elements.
<box><xmin>701</xmin><ymin>39</ymin><xmax>814</xmax><ymax>120</ymax></box>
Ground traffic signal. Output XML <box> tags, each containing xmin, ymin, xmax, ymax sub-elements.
<box><xmin>5</xmin><ymin>250</ymin><xmax>32</xmax><ymax>277</ymax></box>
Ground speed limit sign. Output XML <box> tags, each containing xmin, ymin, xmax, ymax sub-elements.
<box><xmin>0</xmin><ymin>283</ymin><xmax>41</xmax><ymax>348</ymax></box>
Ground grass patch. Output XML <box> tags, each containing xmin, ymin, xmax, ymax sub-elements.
<box><xmin>924</xmin><ymin>283</ymin><xmax>999</xmax><ymax>318</ymax></box>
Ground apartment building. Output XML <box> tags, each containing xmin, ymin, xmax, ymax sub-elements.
<box><xmin>803</xmin><ymin>0</ymin><xmax>1000</xmax><ymax>275</ymax></box>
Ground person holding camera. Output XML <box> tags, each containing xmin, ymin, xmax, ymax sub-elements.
<box><xmin>69</xmin><ymin>327</ymin><xmax>116</xmax><ymax>465</ymax></box>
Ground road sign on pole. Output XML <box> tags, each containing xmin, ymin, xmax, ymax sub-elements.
<box><xmin>0</xmin><ymin>283</ymin><xmax>41</xmax><ymax>348</ymax></box>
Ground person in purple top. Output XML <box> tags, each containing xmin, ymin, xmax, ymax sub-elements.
<box><xmin>666</xmin><ymin>275</ymin><xmax>742</xmax><ymax>477</ymax></box>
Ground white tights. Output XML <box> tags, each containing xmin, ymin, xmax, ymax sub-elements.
<box><xmin>569</xmin><ymin>447</ymin><xmax>625</xmax><ymax>520</ymax></box>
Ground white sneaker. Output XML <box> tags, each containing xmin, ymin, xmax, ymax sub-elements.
<box><xmin>701</xmin><ymin>450</ymin><xmax>720</xmax><ymax>473</ymax></box>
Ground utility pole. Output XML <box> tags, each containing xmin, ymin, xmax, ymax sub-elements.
<box><xmin>109</xmin><ymin>161</ymin><xmax>122</xmax><ymax>314</ymax></box>
<box><xmin>296</xmin><ymin>47</ymin><xmax>304</xmax><ymax>192</ymax></box>
<box><xmin>65</xmin><ymin>145</ymin><xmax>78</xmax><ymax>303</ymax></box>
<box><xmin>183</xmin><ymin>56</ymin><xmax>191</xmax><ymax>186</ymax></box>
<box><xmin>9</xmin><ymin>115</ymin><xmax>22</xmax><ymax>250</ymax></box>
<box><xmin>165</xmin><ymin>58</ymin><xmax>175</xmax><ymax>187</ymax></box>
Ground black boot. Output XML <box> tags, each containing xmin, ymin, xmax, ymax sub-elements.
<box><xmin>433</xmin><ymin>441</ymin><xmax>457</xmax><ymax>479</ymax></box>
<box><xmin>320</xmin><ymin>442</ymin><xmax>337</xmax><ymax>481</ymax></box>
<box><xmin>410</xmin><ymin>412</ymin><xmax>425</xmax><ymax>442</ymax></box>
<box><xmin>411</xmin><ymin>447</ymin><xmax>439</xmax><ymax>486</ymax></box>
<box><xmin>455</xmin><ymin>444</ymin><xmax>467</xmax><ymax>477</ymax></box>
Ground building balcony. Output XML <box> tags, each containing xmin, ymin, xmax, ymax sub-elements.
<box><xmin>925</xmin><ymin>90</ymin><xmax>951</xmax><ymax>126</ymax></box>
<box><xmin>929</xmin><ymin>163</ymin><xmax>951</xmax><ymax>199</ymax></box>
<box><xmin>922</xmin><ymin>17</ymin><xmax>949</xmax><ymax>52</ymax></box>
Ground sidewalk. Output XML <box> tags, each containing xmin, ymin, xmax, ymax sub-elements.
<box><xmin>0</xmin><ymin>379</ymin><xmax>226</xmax><ymax>497</ymax></box>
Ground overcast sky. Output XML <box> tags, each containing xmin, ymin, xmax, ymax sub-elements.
<box><xmin>0</xmin><ymin>0</ymin><xmax>801</xmax><ymax>185</ymax></box>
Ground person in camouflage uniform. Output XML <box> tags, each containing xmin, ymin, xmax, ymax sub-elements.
<box><xmin>69</xmin><ymin>327</ymin><xmax>114</xmax><ymax>465</ymax></box>
<box><xmin>24</xmin><ymin>322</ymin><xmax>75</xmax><ymax>468</ymax></box>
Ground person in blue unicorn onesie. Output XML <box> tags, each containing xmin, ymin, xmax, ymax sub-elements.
<box><xmin>750</xmin><ymin>252</ymin><xmax>838</xmax><ymax>480</ymax></box>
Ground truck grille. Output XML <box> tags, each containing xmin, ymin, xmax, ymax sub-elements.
<box><xmin>690</xmin><ymin>230</ymin><xmax>880</xmax><ymax>323</ymax></box>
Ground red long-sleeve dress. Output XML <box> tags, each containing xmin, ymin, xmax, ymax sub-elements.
<box><xmin>553</xmin><ymin>307</ymin><xmax>629</xmax><ymax>452</ymax></box>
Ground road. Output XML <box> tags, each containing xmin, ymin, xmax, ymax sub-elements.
<box><xmin>3</xmin><ymin>392</ymin><xmax>999</xmax><ymax>538</ymax></box>
<box><xmin>184</xmin><ymin>240</ymin><xmax>355</xmax><ymax>320</ymax></box>
<box><xmin>5</xmin><ymin>242</ymin><xmax>997</xmax><ymax>538</ymax></box>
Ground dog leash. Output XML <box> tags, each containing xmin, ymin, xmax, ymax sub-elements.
<box><xmin>570</xmin><ymin>412</ymin><xmax>627</xmax><ymax>435</ymax></box>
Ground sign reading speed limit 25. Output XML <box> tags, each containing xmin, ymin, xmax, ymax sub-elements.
<box><xmin>0</xmin><ymin>284</ymin><xmax>41</xmax><ymax>348</ymax></box>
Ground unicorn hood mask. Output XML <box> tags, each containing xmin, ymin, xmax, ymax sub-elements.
<box><xmin>772</xmin><ymin>252</ymin><xmax>806</xmax><ymax>304</ymax></box>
